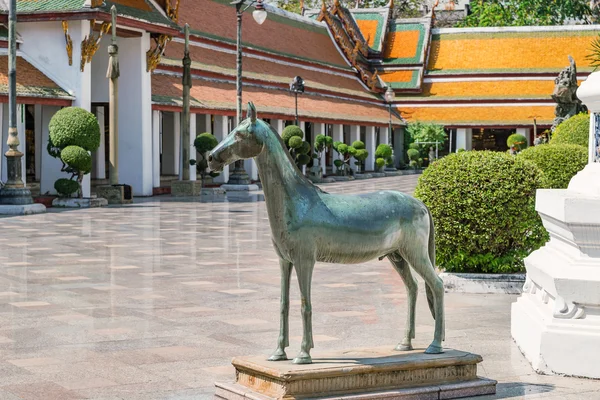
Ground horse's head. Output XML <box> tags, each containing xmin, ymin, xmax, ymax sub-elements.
<box><xmin>208</xmin><ymin>102</ymin><xmax>265</xmax><ymax>172</ymax></box>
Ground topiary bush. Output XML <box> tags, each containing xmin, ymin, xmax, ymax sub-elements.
<box><xmin>193</xmin><ymin>132</ymin><xmax>219</xmax><ymax>187</ymax></box>
<box><xmin>54</xmin><ymin>178</ymin><xmax>80</xmax><ymax>197</ymax></box>
<box><xmin>333</xmin><ymin>142</ymin><xmax>357</xmax><ymax>175</ymax></box>
<box><xmin>507</xmin><ymin>133</ymin><xmax>528</xmax><ymax>152</ymax></box>
<box><xmin>550</xmin><ymin>113</ymin><xmax>590</xmax><ymax>148</ymax></box>
<box><xmin>375</xmin><ymin>144</ymin><xmax>393</xmax><ymax>169</ymax></box>
<box><xmin>375</xmin><ymin>158</ymin><xmax>386</xmax><ymax>170</ymax></box>
<box><xmin>517</xmin><ymin>144</ymin><xmax>587</xmax><ymax>189</ymax></box>
<box><xmin>281</xmin><ymin>125</ymin><xmax>311</xmax><ymax>170</ymax></box>
<box><xmin>352</xmin><ymin>140</ymin><xmax>365</xmax><ymax>150</ymax></box>
<box><xmin>48</xmin><ymin>107</ymin><xmax>100</xmax><ymax>198</ymax></box>
<box><xmin>407</xmin><ymin>148</ymin><xmax>420</xmax><ymax>169</ymax></box>
<box><xmin>414</xmin><ymin>151</ymin><xmax>548</xmax><ymax>273</ymax></box>
<box><xmin>282</xmin><ymin>125</ymin><xmax>304</xmax><ymax>146</ymax></box>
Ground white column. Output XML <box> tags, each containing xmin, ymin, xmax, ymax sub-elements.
<box><xmin>270</xmin><ymin>119</ymin><xmax>285</xmax><ymax>135</ymax></box>
<box><xmin>40</xmin><ymin>106</ymin><xmax>64</xmax><ymax>195</ymax></box>
<box><xmin>17</xmin><ymin>104</ymin><xmax>26</xmax><ymax>187</ymax></box>
<box><xmin>332</xmin><ymin>124</ymin><xmax>343</xmax><ymax>173</ymax></box>
<box><xmin>517</xmin><ymin>127</ymin><xmax>531</xmax><ymax>146</ymax></box>
<box><xmin>117</xmin><ymin>32</ymin><xmax>153</xmax><ymax>196</ymax></box>
<box><xmin>311</xmin><ymin>123</ymin><xmax>325</xmax><ymax>174</ymax></box>
<box><xmin>350</xmin><ymin>125</ymin><xmax>360</xmax><ymax>172</ymax></box>
<box><xmin>456</xmin><ymin>128</ymin><xmax>472</xmax><ymax>151</ymax></box>
<box><xmin>365</xmin><ymin>126</ymin><xmax>376</xmax><ymax>172</ymax></box>
<box><xmin>93</xmin><ymin>106</ymin><xmax>106</xmax><ymax>180</ymax></box>
<box><xmin>378</xmin><ymin>126</ymin><xmax>389</xmax><ymax>146</ymax></box>
<box><xmin>161</xmin><ymin>112</ymin><xmax>175</xmax><ymax>176</ymax></box>
<box><xmin>173</xmin><ymin>112</ymin><xmax>181</xmax><ymax>177</ymax></box>
<box><xmin>213</xmin><ymin>115</ymin><xmax>229</xmax><ymax>183</ymax></box>
<box><xmin>200</xmin><ymin>113</ymin><xmax>212</xmax><ymax>133</ymax></box>
<box><xmin>34</xmin><ymin>104</ymin><xmax>42</xmax><ymax>182</ymax></box>
<box><xmin>299</xmin><ymin>121</ymin><xmax>306</xmax><ymax>133</ymax></box>
<box><xmin>189</xmin><ymin>113</ymin><xmax>197</xmax><ymax>181</ymax></box>
<box><xmin>152</xmin><ymin>110</ymin><xmax>161</xmax><ymax>188</ymax></box>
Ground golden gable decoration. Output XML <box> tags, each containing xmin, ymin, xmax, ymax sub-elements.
<box><xmin>61</xmin><ymin>21</ymin><xmax>73</xmax><ymax>66</ymax></box>
<box><xmin>80</xmin><ymin>20</ymin><xmax>111</xmax><ymax>72</ymax></box>
<box><xmin>146</xmin><ymin>0</ymin><xmax>180</xmax><ymax>72</ymax></box>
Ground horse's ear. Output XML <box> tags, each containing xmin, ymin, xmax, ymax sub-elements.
<box><xmin>247</xmin><ymin>102</ymin><xmax>257</xmax><ymax>123</ymax></box>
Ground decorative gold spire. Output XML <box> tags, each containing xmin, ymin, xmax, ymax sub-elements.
<box><xmin>61</xmin><ymin>21</ymin><xmax>73</xmax><ymax>66</ymax></box>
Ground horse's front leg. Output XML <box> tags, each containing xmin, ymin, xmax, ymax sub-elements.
<box><xmin>269</xmin><ymin>258</ymin><xmax>293</xmax><ymax>361</ymax></box>
<box><xmin>388</xmin><ymin>253</ymin><xmax>417</xmax><ymax>351</ymax></box>
<box><xmin>293</xmin><ymin>259</ymin><xmax>315</xmax><ymax>364</ymax></box>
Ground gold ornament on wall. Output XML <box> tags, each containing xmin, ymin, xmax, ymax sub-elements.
<box><xmin>62</xmin><ymin>21</ymin><xmax>73</xmax><ymax>66</ymax></box>
<box><xmin>80</xmin><ymin>20</ymin><xmax>111</xmax><ymax>72</ymax></box>
<box><xmin>146</xmin><ymin>34</ymin><xmax>172</xmax><ymax>72</ymax></box>
<box><xmin>165</xmin><ymin>0</ymin><xmax>181</xmax><ymax>23</ymax></box>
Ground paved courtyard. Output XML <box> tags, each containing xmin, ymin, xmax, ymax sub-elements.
<box><xmin>0</xmin><ymin>176</ymin><xmax>598</xmax><ymax>399</ymax></box>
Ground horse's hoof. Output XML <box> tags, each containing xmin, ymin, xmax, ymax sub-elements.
<box><xmin>293</xmin><ymin>354</ymin><xmax>312</xmax><ymax>364</ymax></box>
<box><xmin>395</xmin><ymin>343</ymin><xmax>413</xmax><ymax>351</ymax></box>
<box><xmin>424</xmin><ymin>344</ymin><xmax>443</xmax><ymax>354</ymax></box>
<box><xmin>268</xmin><ymin>350</ymin><xmax>288</xmax><ymax>361</ymax></box>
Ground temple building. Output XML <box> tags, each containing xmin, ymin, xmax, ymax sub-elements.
<box><xmin>0</xmin><ymin>0</ymin><xmax>599</xmax><ymax>197</ymax></box>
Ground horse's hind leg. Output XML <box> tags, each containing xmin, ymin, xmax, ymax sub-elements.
<box><xmin>268</xmin><ymin>258</ymin><xmax>293</xmax><ymax>361</ymax></box>
<box><xmin>292</xmin><ymin>260</ymin><xmax>315</xmax><ymax>364</ymax></box>
<box><xmin>388</xmin><ymin>252</ymin><xmax>418</xmax><ymax>351</ymax></box>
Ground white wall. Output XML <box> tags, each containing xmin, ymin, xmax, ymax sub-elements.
<box><xmin>456</xmin><ymin>128</ymin><xmax>473</xmax><ymax>151</ymax></box>
<box><xmin>365</xmin><ymin>126</ymin><xmax>376</xmax><ymax>171</ymax></box>
<box><xmin>91</xmin><ymin>37</ymin><xmax>110</xmax><ymax>103</ymax></box>
<box><xmin>117</xmin><ymin>32</ymin><xmax>153</xmax><ymax>196</ymax></box>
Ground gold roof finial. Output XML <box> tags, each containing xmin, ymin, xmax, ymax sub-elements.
<box><xmin>321</xmin><ymin>0</ymin><xmax>327</xmax><ymax>12</ymax></box>
<box><xmin>334</xmin><ymin>0</ymin><xmax>340</xmax><ymax>7</ymax></box>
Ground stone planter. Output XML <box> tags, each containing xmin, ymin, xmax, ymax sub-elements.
<box><xmin>333</xmin><ymin>175</ymin><xmax>355</xmax><ymax>182</ymax></box>
<box><xmin>354</xmin><ymin>173</ymin><xmax>372</xmax><ymax>180</ymax></box>
<box><xmin>371</xmin><ymin>172</ymin><xmax>386</xmax><ymax>178</ymax></box>
<box><xmin>171</xmin><ymin>180</ymin><xmax>204</xmax><ymax>197</ymax></box>
<box><xmin>52</xmin><ymin>197</ymin><xmax>108</xmax><ymax>208</ymax></box>
<box><xmin>440</xmin><ymin>272</ymin><xmax>525</xmax><ymax>294</ymax></box>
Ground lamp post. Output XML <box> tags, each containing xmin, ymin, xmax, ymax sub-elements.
<box><xmin>228</xmin><ymin>0</ymin><xmax>267</xmax><ymax>185</ymax></box>
<box><xmin>0</xmin><ymin>0</ymin><xmax>33</xmax><ymax>205</ymax></box>
<box><xmin>290</xmin><ymin>76</ymin><xmax>304</xmax><ymax>126</ymax></box>
<box><xmin>384</xmin><ymin>86</ymin><xmax>395</xmax><ymax>145</ymax></box>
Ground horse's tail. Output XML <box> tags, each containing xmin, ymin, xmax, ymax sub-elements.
<box><xmin>425</xmin><ymin>208</ymin><xmax>436</xmax><ymax>321</ymax></box>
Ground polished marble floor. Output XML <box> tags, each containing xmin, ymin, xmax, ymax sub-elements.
<box><xmin>0</xmin><ymin>176</ymin><xmax>598</xmax><ymax>399</ymax></box>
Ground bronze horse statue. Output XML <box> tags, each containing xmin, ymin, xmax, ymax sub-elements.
<box><xmin>208</xmin><ymin>103</ymin><xmax>445</xmax><ymax>364</ymax></box>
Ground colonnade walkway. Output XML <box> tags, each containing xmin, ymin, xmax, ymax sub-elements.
<box><xmin>0</xmin><ymin>176</ymin><xmax>596</xmax><ymax>399</ymax></box>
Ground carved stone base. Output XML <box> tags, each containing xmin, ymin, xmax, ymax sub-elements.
<box><xmin>171</xmin><ymin>180</ymin><xmax>203</xmax><ymax>197</ymax></box>
<box><xmin>96</xmin><ymin>185</ymin><xmax>133</xmax><ymax>205</ymax></box>
<box><xmin>215</xmin><ymin>347</ymin><xmax>496</xmax><ymax>400</ymax></box>
<box><xmin>512</xmin><ymin>188</ymin><xmax>600</xmax><ymax>378</ymax></box>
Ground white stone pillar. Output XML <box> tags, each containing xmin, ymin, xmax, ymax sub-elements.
<box><xmin>93</xmin><ymin>106</ymin><xmax>106</xmax><ymax>180</ymax></box>
<box><xmin>511</xmin><ymin>71</ymin><xmax>600</xmax><ymax>379</ymax></box>
<box><xmin>517</xmin><ymin>127</ymin><xmax>531</xmax><ymax>146</ymax></box>
<box><xmin>456</xmin><ymin>128</ymin><xmax>472</xmax><ymax>151</ymax></box>
<box><xmin>173</xmin><ymin>112</ymin><xmax>181</xmax><ymax>177</ymax></box>
<box><xmin>189</xmin><ymin>113</ymin><xmax>197</xmax><ymax>181</ymax></box>
<box><xmin>350</xmin><ymin>125</ymin><xmax>360</xmax><ymax>172</ymax></box>
<box><xmin>40</xmin><ymin>106</ymin><xmax>64</xmax><ymax>195</ymax></box>
<box><xmin>16</xmin><ymin>104</ymin><xmax>26</xmax><ymax>187</ymax></box>
<box><xmin>152</xmin><ymin>110</ymin><xmax>161</xmax><ymax>188</ymax></box>
<box><xmin>332</xmin><ymin>124</ymin><xmax>343</xmax><ymax>173</ymax></box>
<box><xmin>34</xmin><ymin>104</ymin><xmax>42</xmax><ymax>182</ymax></box>
<box><xmin>378</xmin><ymin>126</ymin><xmax>389</xmax><ymax>146</ymax></box>
<box><xmin>213</xmin><ymin>115</ymin><xmax>229</xmax><ymax>183</ymax></box>
<box><xmin>311</xmin><ymin>122</ymin><xmax>325</xmax><ymax>174</ymax></box>
<box><xmin>365</xmin><ymin>126</ymin><xmax>376</xmax><ymax>172</ymax></box>
<box><xmin>299</xmin><ymin>121</ymin><xmax>306</xmax><ymax>133</ymax></box>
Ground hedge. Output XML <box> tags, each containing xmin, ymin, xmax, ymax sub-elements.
<box><xmin>414</xmin><ymin>151</ymin><xmax>548</xmax><ymax>273</ymax></box>
<box><xmin>517</xmin><ymin>144</ymin><xmax>587</xmax><ymax>189</ymax></box>
<box><xmin>550</xmin><ymin>113</ymin><xmax>590</xmax><ymax>148</ymax></box>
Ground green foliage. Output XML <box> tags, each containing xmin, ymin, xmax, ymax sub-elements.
<box><xmin>550</xmin><ymin>113</ymin><xmax>590</xmax><ymax>148</ymax></box>
<box><xmin>61</xmin><ymin>145</ymin><xmax>92</xmax><ymax>175</ymax></box>
<box><xmin>407</xmin><ymin>148</ymin><xmax>420</xmax><ymax>161</ymax></box>
<box><xmin>459</xmin><ymin>0</ymin><xmax>597</xmax><ymax>27</ymax></box>
<box><xmin>408</xmin><ymin>142</ymin><xmax>420</xmax><ymax>150</ymax></box>
<box><xmin>299</xmin><ymin>141</ymin><xmax>311</xmax><ymax>155</ymax></box>
<box><xmin>407</xmin><ymin>122</ymin><xmax>447</xmax><ymax>147</ymax></box>
<box><xmin>588</xmin><ymin>34</ymin><xmax>600</xmax><ymax>71</ymax></box>
<box><xmin>354</xmin><ymin>149</ymin><xmax>369</xmax><ymax>162</ymax></box>
<box><xmin>375</xmin><ymin>158</ymin><xmax>386</xmax><ymax>169</ymax></box>
<box><xmin>336</xmin><ymin>143</ymin><xmax>349</xmax><ymax>154</ymax></box>
<box><xmin>457</xmin><ymin>148</ymin><xmax>466</xmax><ymax>153</ymax></box>
<box><xmin>49</xmin><ymin>107</ymin><xmax>100</xmax><ymax>152</ymax></box>
<box><xmin>334</xmin><ymin>159</ymin><xmax>344</xmax><ymax>168</ymax></box>
<box><xmin>414</xmin><ymin>151</ymin><xmax>548</xmax><ymax>273</ymax></box>
<box><xmin>281</xmin><ymin>125</ymin><xmax>304</xmax><ymax>147</ymax></box>
<box><xmin>375</xmin><ymin>144</ymin><xmax>393</xmax><ymax>159</ymax></box>
<box><xmin>194</xmin><ymin>133</ymin><xmax>218</xmax><ymax>154</ymax></box>
<box><xmin>296</xmin><ymin>154</ymin><xmax>311</xmax><ymax>166</ymax></box>
<box><xmin>352</xmin><ymin>140</ymin><xmax>365</xmax><ymax>150</ymax></box>
<box><xmin>288</xmin><ymin>135</ymin><xmax>303</xmax><ymax>149</ymax></box>
<box><xmin>507</xmin><ymin>133</ymin><xmax>528</xmax><ymax>151</ymax></box>
<box><xmin>518</xmin><ymin>144</ymin><xmax>588</xmax><ymax>189</ymax></box>
<box><xmin>274</xmin><ymin>0</ymin><xmax>425</xmax><ymax>18</ymax></box>
<box><xmin>347</xmin><ymin>146</ymin><xmax>357</xmax><ymax>157</ymax></box>
<box><xmin>54</xmin><ymin>178</ymin><xmax>80</xmax><ymax>197</ymax></box>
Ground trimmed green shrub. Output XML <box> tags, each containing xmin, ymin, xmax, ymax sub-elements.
<box><xmin>194</xmin><ymin>132</ymin><xmax>218</xmax><ymax>153</ymax></box>
<box><xmin>61</xmin><ymin>146</ymin><xmax>92</xmax><ymax>174</ymax></box>
<box><xmin>282</xmin><ymin>125</ymin><xmax>304</xmax><ymax>146</ymax></box>
<box><xmin>376</xmin><ymin>144</ymin><xmax>393</xmax><ymax>159</ymax></box>
<box><xmin>507</xmin><ymin>133</ymin><xmax>528</xmax><ymax>151</ymax></box>
<box><xmin>407</xmin><ymin>148</ymin><xmax>420</xmax><ymax>161</ymax></box>
<box><xmin>409</xmin><ymin>142</ymin><xmax>420</xmax><ymax>150</ymax></box>
<box><xmin>352</xmin><ymin>140</ymin><xmax>365</xmax><ymax>150</ymax></box>
<box><xmin>336</xmin><ymin>143</ymin><xmax>349</xmax><ymax>154</ymax></box>
<box><xmin>550</xmin><ymin>113</ymin><xmax>590</xmax><ymax>148</ymax></box>
<box><xmin>49</xmin><ymin>107</ymin><xmax>100</xmax><ymax>152</ymax></box>
<box><xmin>414</xmin><ymin>151</ymin><xmax>548</xmax><ymax>273</ymax></box>
<box><xmin>54</xmin><ymin>178</ymin><xmax>80</xmax><ymax>197</ymax></box>
<box><xmin>375</xmin><ymin>158</ymin><xmax>386</xmax><ymax>169</ymax></box>
<box><xmin>288</xmin><ymin>135</ymin><xmax>303</xmax><ymax>149</ymax></box>
<box><xmin>334</xmin><ymin>159</ymin><xmax>344</xmax><ymax>168</ymax></box>
<box><xmin>299</xmin><ymin>141</ymin><xmax>311</xmax><ymax>155</ymax></box>
<box><xmin>296</xmin><ymin>154</ymin><xmax>311</xmax><ymax>166</ymax></box>
<box><xmin>518</xmin><ymin>144</ymin><xmax>587</xmax><ymax>189</ymax></box>
<box><xmin>457</xmin><ymin>148</ymin><xmax>466</xmax><ymax>153</ymax></box>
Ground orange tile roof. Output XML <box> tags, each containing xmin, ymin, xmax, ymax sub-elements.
<box><xmin>428</xmin><ymin>30</ymin><xmax>600</xmax><ymax>74</ymax></box>
<box><xmin>0</xmin><ymin>55</ymin><xmax>71</xmax><ymax>100</ymax></box>
<box><xmin>398</xmin><ymin>104</ymin><xmax>554</xmax><ymax>126</ymax></box>
<box><xmin>153</xmin><ymin>73</ymin><xmax>396</xmax><ymax>125</ymax></box>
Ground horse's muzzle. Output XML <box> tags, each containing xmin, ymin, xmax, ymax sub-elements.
<box><xmin>208</xmin><ymin>152</ymin><xmax>224</xmax><ymax>172</ymax></box>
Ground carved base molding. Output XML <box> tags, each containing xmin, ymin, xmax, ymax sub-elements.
<box><xmin>512</xmin><ymin>187</ymin><xmax>600</xmax><ymax>379</ymax></box>
<box><xmin>215</xmin><ymin>347</ymin><xmax>496</xmax><ymax>399</ymax></box>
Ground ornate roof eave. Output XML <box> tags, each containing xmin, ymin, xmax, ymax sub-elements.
<box><xmin>330</xmin><ymin>0</ymin><xmax>369</xmax><ymax>58</ymax></box>
<box><xmin>317</xmin><ymin>3</ymin><xmax>383</xmax><ymax>93</ymax></box>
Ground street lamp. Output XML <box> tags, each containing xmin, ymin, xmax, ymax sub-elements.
<box><xmin>228</xmin><ymin>0</ymin><xmax>267</xmax><ymax>185</ymax></box>
<box><xmin>384</xmin><ymin>86</ymin><xmax>395</xmax><ymax>145</ymax></box>
<box><xmin>290</xmin><ymin>76</ymin><xmax>304</xmax><ymax>126</ymax></box>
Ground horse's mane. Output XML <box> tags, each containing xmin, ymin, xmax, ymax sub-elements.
<box><xmin>258</xmin><ymin>119</ymin><xmax>327</xmax><ymax>195</ymax></box>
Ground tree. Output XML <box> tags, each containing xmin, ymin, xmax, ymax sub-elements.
<box><xmin>48</xmin><ymin>107</ymin><xmax>100</xmax><ymax>198</ymax></box>
<box><xmin>193</xmin><ymin>133</ymin><xmax>219</xmax><ymax>189</ymax></box>
<box><xmin>282</xmin><ymin>125</ymin><xmax>312</xmax><ymax>170</ymax></box>
<box><xmin>460</xmin><ymin>0</ymin><xmax>598</xmax><ymax>27</ymax></box>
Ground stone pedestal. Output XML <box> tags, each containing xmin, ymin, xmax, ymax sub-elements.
<box><xmin>511</xmin><ymin>188</ymin><xmax>600</xmax><ymax>378</ymax></box>
<box><xmin>96</xmin><ymin>185</ymin><xmax>133</xmax><ymax>205</ymax></box>
<box><xmin>171</xmin><ymin>180</ymin><xmax>203</xmax><ymax>197</ymax></box>
<box><xmin>215</xmin><ymin>347</ymin><xmax>496</xmax><ymax>400</ymax></box>
<box><xmin>52</xmin><ymin>197</ymin><xmax>108</xmax><ymax>208</ymax></box>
